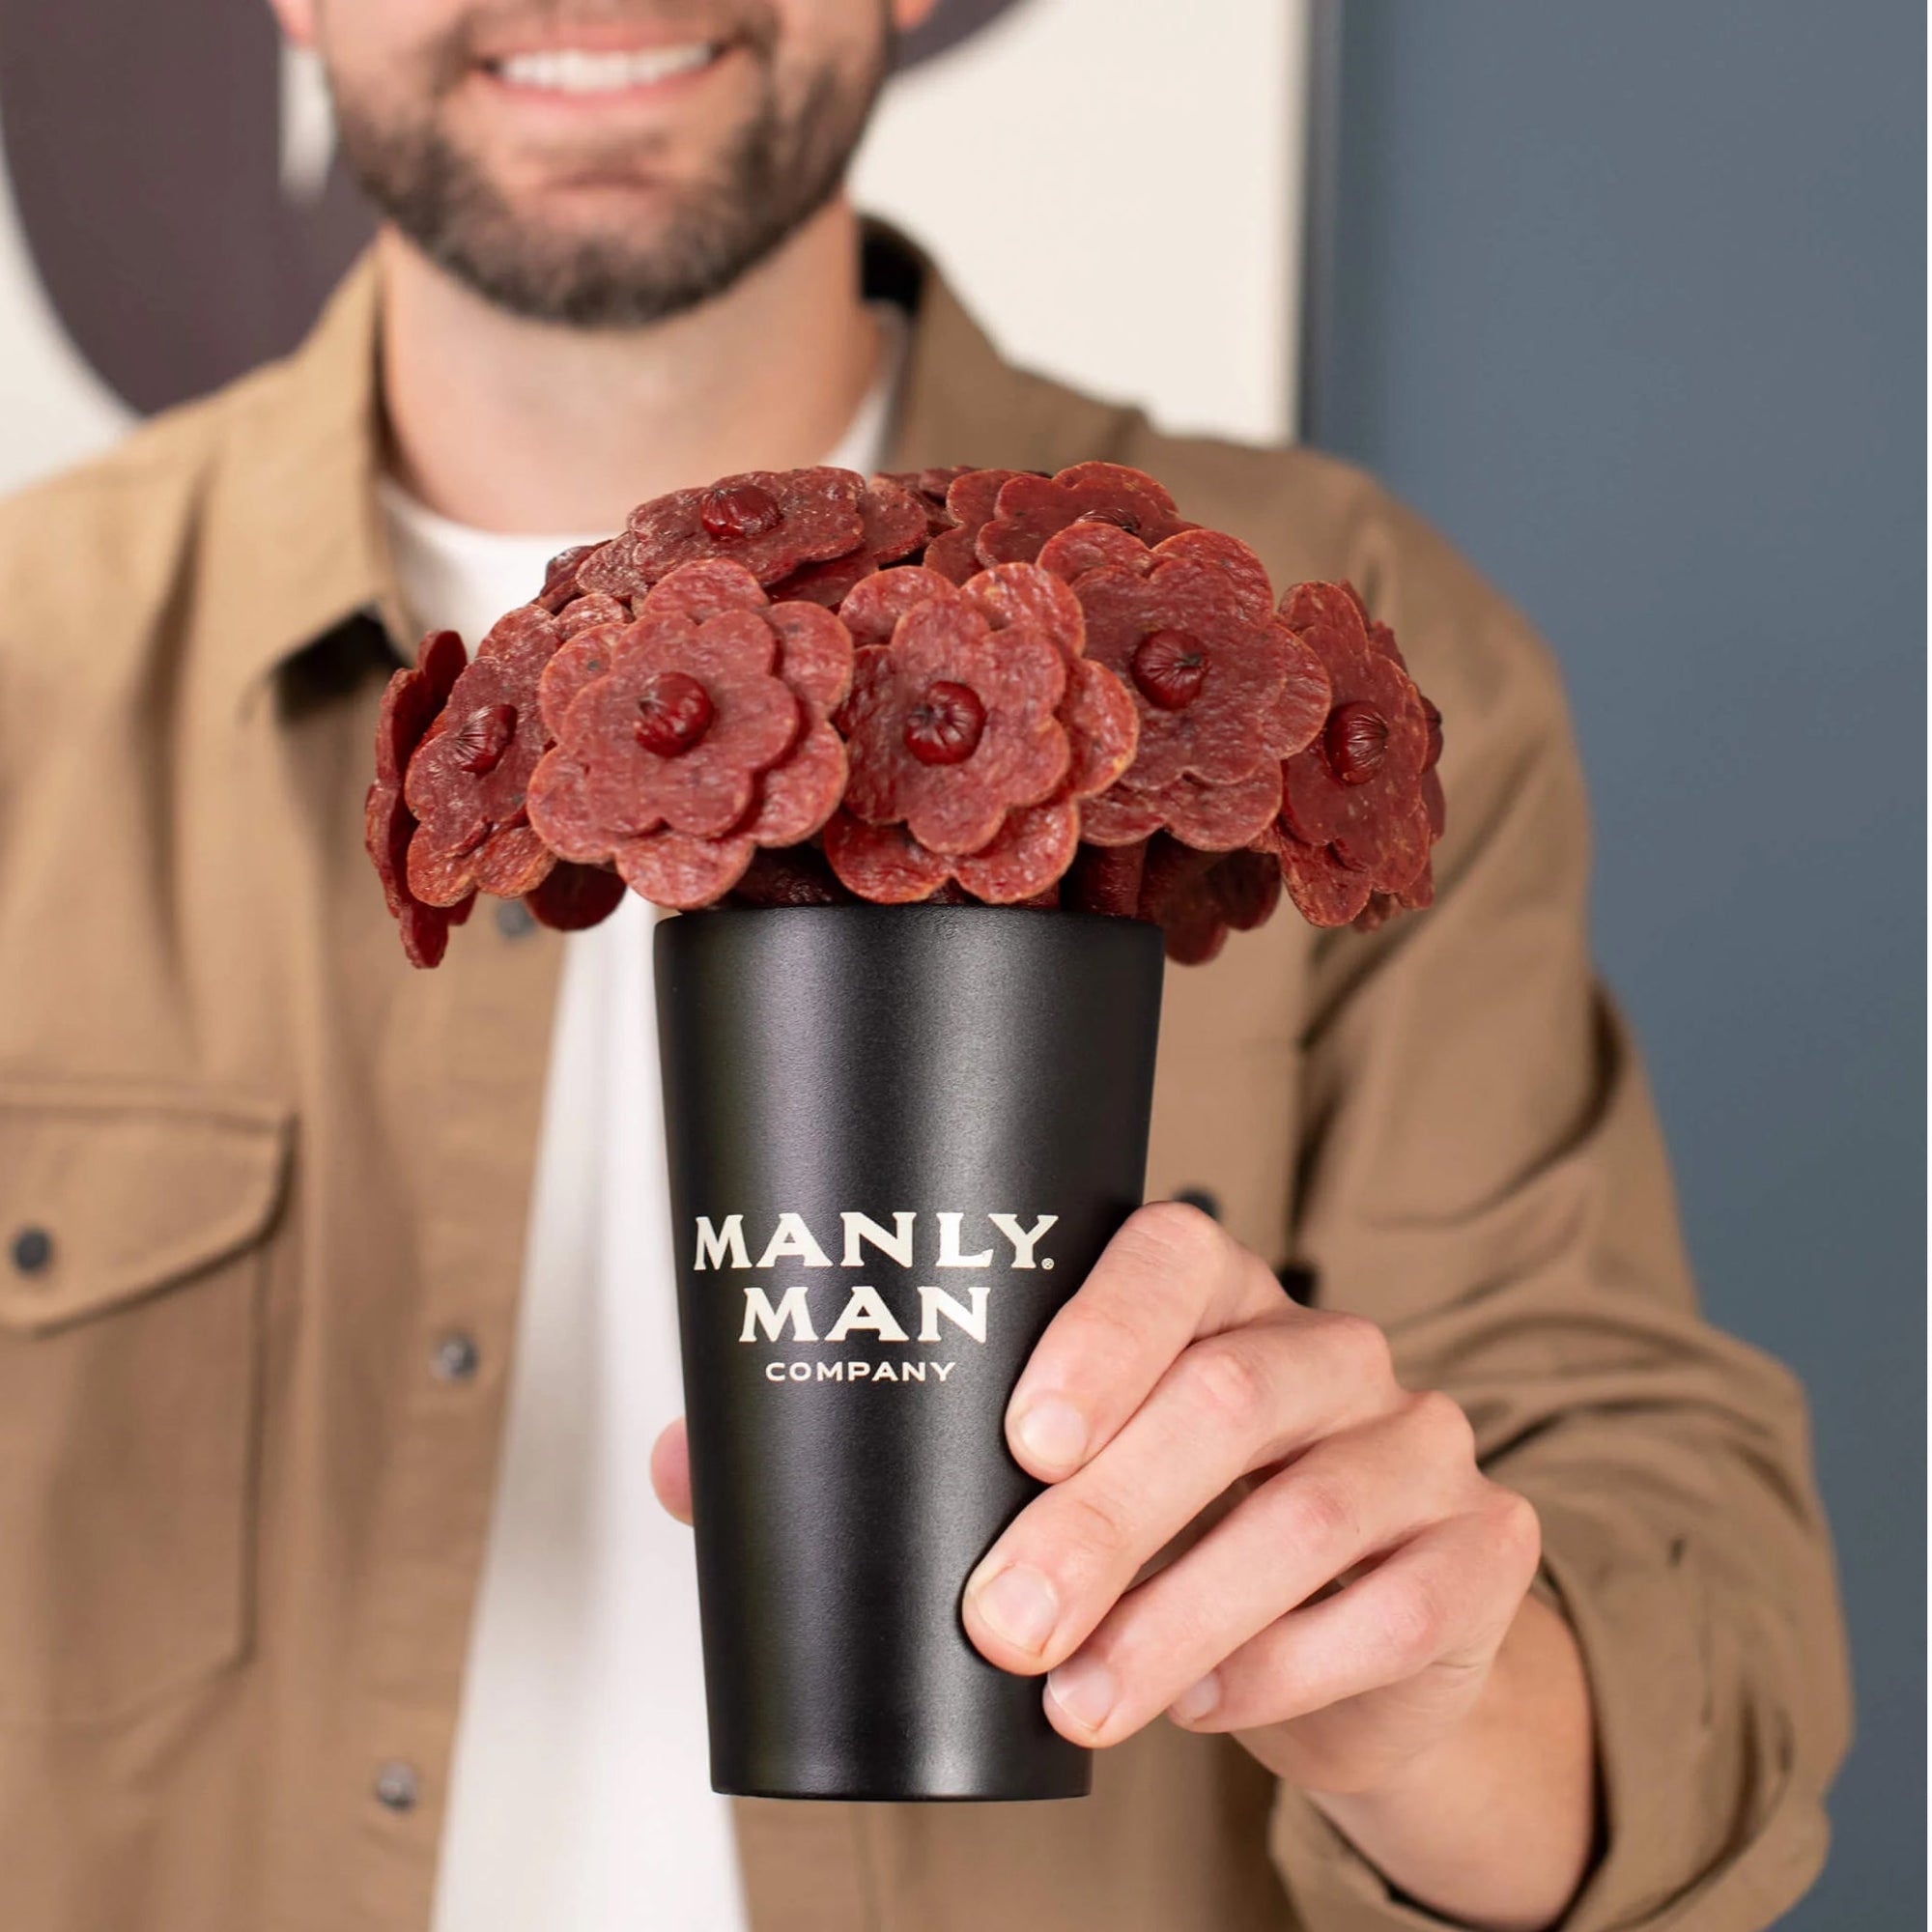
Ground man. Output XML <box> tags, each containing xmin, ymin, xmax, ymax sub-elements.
<box><xmin>0</xmin><ymin>2</ymin><xmax>1847</xmax><ymax>1929</ymax></box>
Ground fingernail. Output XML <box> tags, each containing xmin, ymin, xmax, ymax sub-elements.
<box><xmin>971</xmin><ymin>1563</ymin><xmax>1060</xmax><ymax>1654</ymax></box>
<box><xmin>1046</xmin><ymin>1654</ymin><xmax>1117</xmax><ymax>1734</ymax></box>
<box><xmin>1169</xmin><ymin>1671</ymin><xmax>1220</xmax><ymax>1725</ymax></box>
<box><xmin>1013</xmin><ymin>1397</ymin><xmax>1088</xmax><ymax>1472</ymax></box>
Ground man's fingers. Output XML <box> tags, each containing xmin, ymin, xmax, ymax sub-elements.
<box><xmin>965</xmin><ymin>1310</ymin><xmax>1409</xmax><ymax>1680</ymax></box>
<box><xmin>650</xmin><ymin>1414</ymin><xmax>694</xmax><ymax>1525</ymax></box>
<box><xmin>1004</xmin><ymin>1201</ymin><xmax>1284</xmax><ymax>1484</ymax></box>
<box><xmin>1165</xmin><ymin>1493</ymin><xmax>1542</xmax><ymax>1738</ymax></box>
<box><xmin>1025</xmin><ymin>1393</ymin><xmax>1481</xmax><ymax>1747</ymax></box>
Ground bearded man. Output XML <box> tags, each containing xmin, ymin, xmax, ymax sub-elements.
<box><xmin>0</xmin><ymin>5</ymin><xmax>1846</xmax><ymax>1931</ymax></box>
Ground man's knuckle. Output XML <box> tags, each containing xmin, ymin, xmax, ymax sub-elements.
<box><xmin>1378</xmin><ymin>1580</ymin><xmax>1446</xmax><ymax>1672</ymax></box>
<box><xmin>1128</xmin><ymin>1198</ymin><xmax>1227</xmax><ymax>1273</ymax></box>
<box><xmin>1280</xmin><ymin>1470</ymin><xmax>1358</xmax><ymax>1553</ymax></box>
<box><xmin>1055</xmin><ymin>1485</ymin><xmax>1136</xmax><ymax>1570</ymax></box>
<box><xmin>1489</xmin><ymin>1489</ymin><xmax>1543</xmax><ymax>1574</ymax></box>
<box><xmin>1322</xmin><ymin>1311</ymin><xmax>1393</xmax><ymax>1385</ymax></box>
<box><xmin>1175</xmin><ymin>1335</ymin><xmax>1271</xmax><ymax>1433</ymax></box>
<box><xmin>1407</xmin><ymin>1388</ymin><xmax>1477</xmax><ymax>1467</ymax></box>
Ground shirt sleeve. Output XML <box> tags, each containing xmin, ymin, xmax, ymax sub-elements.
<box><xmin>1264</xmin><ymin>495</ymin><xmax>1851</xmax><ymax>1931</ymax></box>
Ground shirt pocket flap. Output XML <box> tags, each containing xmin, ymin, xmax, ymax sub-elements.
<box><xmin>0</xmin><ymin>1081</ymin><xmax>292</xmax><ymax>1336</ymax></box>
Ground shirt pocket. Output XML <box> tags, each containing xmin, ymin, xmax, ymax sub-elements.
<box><xmin>0</xmin><ymin>1080</ymin><xmax>291</xmax><ymax>1726</ymax></box>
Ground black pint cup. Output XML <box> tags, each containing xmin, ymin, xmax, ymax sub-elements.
<box><xmin>654</xmin><ymin>903</ymin><xmax>1164</xmax><ymax>1802</ymax></box>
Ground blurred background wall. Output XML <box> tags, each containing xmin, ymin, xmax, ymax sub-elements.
<box><xmin>0</xmin><ymin>0</ymin><xmax>1919</xmax><ymax>1920</ymax></box>
<box><xmin>1299</xmin><ymin>5</ymin><xmax>1925</xmax><ymax>1924</ymax></box>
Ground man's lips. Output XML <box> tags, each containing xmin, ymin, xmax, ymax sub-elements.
<box><xmin>481</xmin><ymin>41</ymin><xmax>726</xmax><ymax>96</ymax></box>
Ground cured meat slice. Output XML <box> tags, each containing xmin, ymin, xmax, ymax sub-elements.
<box><xmin>554</xmin><ymin>591</ymin><xmax>630</xmax><ymax>639</ymax></box>
<box><xmin>403</xmin><ymin>610</ymin><xmax>561</xmax><ymax>899</ymax></box>
<box><xmin>837</xmin><ymin>566</ymin><xmax>960</xmax><ymax>645</ymax></box>
<box><xmin>614</xmin><ymin>828</ymin><xmax>755</xmax><ymax>908</ymax></box>
<box><xmin>977</xmin><ymin>461</ymin><xmax>1192</xmax><ymax>568</ymax></box>
<box><xmin>526</xmin><ymin>861</ymin><xmax>627</xmax><ymax>931</ymax></box>
<box><xmin>952</xmin><ymin>800</ymin><xmax>1080</xmax><ymax>904</ymax></box>
<box><xmin>1277</xmin><ymin>583</ymin><xmax>1431</xmax><ymax>892</ymax></box>
<box><xmin>1063</xmin><ymin>839</ymin><xmax>1148</xmax><ymax>917</ymax></box>
<box><xmin>837</xmin><ymin>597</ymin><xmax>1068</xmax><ymax>857</ymax></box>
<box><xmin>923</xmin><ymin>468</ymin><xmax>1026</xmax><ymax>582</ymax></box>
<box><xmin>766</xmin><ymin>474</ymin><xmax>929</xmax><ymax>607</ymax></box>
<box><xmin>822</xmin><ymin>810</ymin><xmax>952</xmax><ymax>902</ymax></box>
<box><xmin>366</xmin><ymin>628</ymin><xmax>470</xmax><ymax>964</ymax></box>
<box><xmin>626</xmin><ymin>467</ymin><xmax>866</xmax><ymax>586</ymax></box>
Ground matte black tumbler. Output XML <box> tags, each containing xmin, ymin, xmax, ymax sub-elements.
<box><xmin>654</xmin><ymin>903</ymin><xmax>1164</xmax><ymax>1802</ymax></box>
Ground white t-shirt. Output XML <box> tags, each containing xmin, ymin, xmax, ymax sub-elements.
<box><xmin>387</xmin><ymin>327</ymin><xmax>899</xmax><ymax>1932</ymax></box>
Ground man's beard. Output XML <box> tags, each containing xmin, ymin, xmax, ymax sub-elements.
<box><xmin>329</xmin><ymin>33</ymin><xmax>888</xmax><ymax>329</ymax></box>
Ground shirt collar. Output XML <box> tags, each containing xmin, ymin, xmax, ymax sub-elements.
<box><xmin>217</xmin><ymin>222</ymin><xmax>1139</xmax><ymax>704</ymax></box>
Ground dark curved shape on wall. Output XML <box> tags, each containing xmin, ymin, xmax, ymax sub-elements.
<box><xmin>0</xmin><ymin>0</ymin><xmax>374</xmax><ymax>414</ymax></box>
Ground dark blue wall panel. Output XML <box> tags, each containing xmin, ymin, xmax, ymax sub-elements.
<box><xmin>1305</xmin><ymin>5</ymin><xmax>1924</xmax><ymax>1922</ymax></box>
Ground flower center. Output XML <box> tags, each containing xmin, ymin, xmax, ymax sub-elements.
<box><xmin>1078</xmin><ymin>504</ymin><xmax>1142</xmax><ymax>535</ymax></box>
<box><xmin>699</xmin><ymin>482</ymin><xmax>781</xmax><ymax>540</ymax></box>
<box><xmin>1131</xmin><ymin>629</ymin><xmax>1207</xmax><ymax>710</ymax></box>
<box><xmin>903</xmin><ymin>679</ymin><xmax>986</xmax><ymax>765</ymax></box>
<box><xmin>453</xmin><ymin>703</ymin><xmax>518</xmax><ymax>775</ymax></box>
<box><xmin>1324</xmin><ymin>702</ymin><xmax>1389</xmax><ymax>784</ymax></box>
<box><xmin>634</xmin><ymin>671</ymin><xmax>715</xmax><ymax>756</ymax></box>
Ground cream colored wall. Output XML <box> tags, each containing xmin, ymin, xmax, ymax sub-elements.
<box><xmin>855</xmin><ymin>0</ymin><xmax>1308</xmax><ymax>445</ymax></box>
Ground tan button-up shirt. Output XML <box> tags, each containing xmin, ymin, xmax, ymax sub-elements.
<box><xmin>0</xmin><ymin>233</ymin><xmax>1848</xmax><ymax>1932</ymax></box>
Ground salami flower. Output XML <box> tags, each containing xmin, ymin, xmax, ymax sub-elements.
<box><xmin>365</xmin><ymin>627</ymin><xmax>475</xmax><ymax>966</ymax></box>
<box><xmin>578</xmin><ymin>467</ymin><xmax>867</xmax><ymax>600</ymax></box>
<box><xmin>923</xmin><ymin>468</ymin><xmax>1028</xmax><ymax>583</ymax></box>
<box><xmin>823</xmin><ymin>563</ymin><xmax>1135</xmax><ymax>905</ymax></box>
<box><xmin>765</xmin><ymin>475</ymin><xmax>929</xmax><ymax>608</ymax></box>
<box><xmin>1050</xmin><ymin>529</ymin><xmax>1328</xmax><ymax>851</ymax></box>
<box><xmin>878</xmin><ymin>465</ymin><xmax>975</xmax><ymax>542</ymax></box>
<box><xmin>536</xmin><ymin>543</ymin><xmax>596</xmax><ymax>613</ymax></box>
<box><xmin>524</xmin><ymin>861</ymin><xmax>629</xmax><ymax>932</ymax></box>
<box><xmin>403</xmin><ymin>603</ymin><xmax>563</xmax><ymax>907</ymax></box>
<box><xmin>1136</xmin><ymin>836</ymin><xmax>1283</xmax><ymax>965</ymax></box>
<box><xmin>526</xmin><ymin>561</ymin><xmax>852</xmax><ymax>908</ymax></box>
<box><xmin>368</xmin><ymin>467</ymin><xmax>1448</xmax><ymax>965</ymax></box>
<box><xmin>977</xmin><ymin>461</ymin><xmax>1195</xmax><ymax>567</ymax></box>
<box><xmin>1274</xmin><ymin>582</ymin><xmax>1434</xmax><ymax>903</ymax></box>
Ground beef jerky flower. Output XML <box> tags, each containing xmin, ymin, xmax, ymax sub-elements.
<box><xmin>1061</xmin><ymin>533</ymin><xmax>1329</xmax><ymax>850</ymax></box>
<box><xmin>579</xmin><ymin>468</ymin><xmax>867</xmax><ymax>600</ymax></box>
<box><xmin>1276</xmin><ymin>582</ymin><xmax>1434</xmax><ymax>893</ymax></box>
<box><xmin>976</xmin><ymin>461</ymin><xmax>1195</xmax><ymax>568</ymax></box>
<box><xmin>526</xmin><ymin>562</ymin><xmax>853</xmax><ymax>908</ymax></box>
<box><xmin>365</xmin><ymin>627</ymin><xmax>474</xmax><ymax>967</ymax></box>
<box><xmin>838</xmin><ymin>583</ymin><xmax>1069</xmax><ymax>854</ymax></box>
<box><xmin>765</xmin><ymin>474</ymin><xmax>929</xmax><ymax>608</ymax></box>
<box><xmin>1136</xmin><ymin>837</ymin><xmax>1283</xmax><ymax>966</ymax></box>
<box><xmin>878</xmin><ymin>465</ymin><xmax>975</xmax><ymax>542</ymax></box>
<box><xmin>403</xmin><ymin>604</ymin><xmax>562</xmax><ymax>908</ymax></box>
<box><xmin>824</xmin><ymin>563</ymin><xmax>1136</xmax><ymax>906</ymax></box>
<box><xmin>923</xmin><ymin>468</ymin><xmax>1027</xmax><ymax>583</ymax></box>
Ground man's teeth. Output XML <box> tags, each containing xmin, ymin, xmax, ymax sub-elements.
<box><xmin>495</xmin><ymin>44</ymin><xmax>716</xmax><ymax>92</ymax></box>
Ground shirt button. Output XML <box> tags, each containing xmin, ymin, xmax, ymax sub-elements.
<box><xmin>1174</xmin><ymin>1188</ymin><xmax>1222</xmax><ymax>1222</ymax></box>
<box><xmin>496</xmin><ymin>900</ymin><xmax>537</xmax><ymax>940</ymax></box>
<box><xmin>374</xmin><ymin>1761</ymin><xmax>420</xmax><ymax>1813</ymax></box>
<box><xmin>432</xmin><ymin>1331</ymin><xmax>480</xmax><ymax>1383</ymax></box>
<box><xmin>10</xmin><ymin>1227</ymin><xmax>53</xmax><ymax>1275</ymax></box>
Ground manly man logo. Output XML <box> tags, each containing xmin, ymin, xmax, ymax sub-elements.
<box><xmin>0</xmin><ymin>0</ymin><xmax>1030</xmax><ymax>417</ymax></box>
<box><xmin>695</xmin><ymin>1207</ymin><xmax>1057</xmax><ymax>1384</ymax></box>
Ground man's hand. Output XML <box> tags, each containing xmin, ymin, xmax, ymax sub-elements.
<box><xmin>650</xmin><ymin>1200</ymin><xmax>1596</xmax><ymax>1931</ymax></box>
<box><xmin>959</xmin><ymin>1202</ymin><xmax>1596</xmax><ymax>1932</ymax></box>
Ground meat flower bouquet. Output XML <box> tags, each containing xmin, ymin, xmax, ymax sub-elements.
<box><xmin>365</xmin><ymin>464</ymin><xmax>1444</xmax><ymax>1804</ymax></box>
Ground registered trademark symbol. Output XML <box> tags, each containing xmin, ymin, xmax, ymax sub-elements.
<box><xmin>1041</xmin><ymin>1258</ymin><xmax>1054</xmax><ymax>1269</ymax></box>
